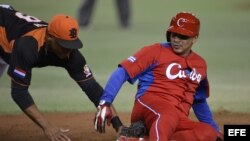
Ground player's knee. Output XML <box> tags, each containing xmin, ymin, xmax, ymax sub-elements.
<box><xmin>195</xmin><ymin>124</ymin><xmax>217</xmax><ymax>141</ymax></box>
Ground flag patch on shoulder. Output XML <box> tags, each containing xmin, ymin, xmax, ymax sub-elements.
<box><xmin>127</xmin><ymin>56</ymin><xmax>136</xmax><ymax>63</ymax></box>
<box><xmin>14</xmin><ymin>68</ymin><xmax>26</xmax><ymax>78</ymax></box>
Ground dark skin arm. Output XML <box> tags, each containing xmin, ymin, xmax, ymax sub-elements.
<box><xmin>11</xmin><ymin>80</ymin><xmax>71</xmax><ymax>141</ymax></box>
<box><xmin>24</xmin><ymin>104</ymin><xmax>71</xmax><ymax>141</ymax></box>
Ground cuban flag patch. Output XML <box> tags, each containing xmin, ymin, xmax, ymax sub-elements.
<box><xmin>14</xmin><ymin>68</ymin><xmax>26</xmax><ymax>78</ymax></box>
<box><xmin>128</xmin><ymin>56</ymin><xmax>136</xmax><ymax>63</ymax></box>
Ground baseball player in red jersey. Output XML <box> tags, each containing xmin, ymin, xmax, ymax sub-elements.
<box><xmin>94</xmin><ymin>12</ymin><xmax>224</xmax><ymax>141</ymax></box>
<box><xmin>0</xmin><ymin>4</ymin><xmax>123</xmax><ymax>141</ymax></box>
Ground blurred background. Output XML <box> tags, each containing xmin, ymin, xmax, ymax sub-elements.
<box><xmin>0</xmin><ymin>0</ymin><xmax>249</xmax><ymax>114</ymax></box>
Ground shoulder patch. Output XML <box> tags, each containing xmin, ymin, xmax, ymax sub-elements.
<box><xmin>83</xmin><ymin>64</ymin><xmax>91</xmax><ymax>77</ymax></box>
<box><xmin>127</xmin><ymin>56</ymin><xmax>136</xmax><ymax>63</ymax></box>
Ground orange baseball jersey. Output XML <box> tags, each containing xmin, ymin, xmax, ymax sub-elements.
<box><xmin>0</xmin><ymin>5</ymin><xmax>92</xmax><ymax>86</ymax></box>
<box><xmin>0</xmin><ymin>5</ymin><xmax>47</xmax><ymax>53</ymax></box>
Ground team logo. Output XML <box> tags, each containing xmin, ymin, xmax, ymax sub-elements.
<box><xmin>166</xmin><ymin>63</ymin><xmax>202</xmax><ymax>83</ymax></box>
<box><xmin>69</xmin><ymin>28</ymin><xmax>77</xmax><ymax>39</ymax></box>
<box><xmin>177</xmin><ymin>18</ymin><xmax>188</xmax><ymax>27</ymax></box>
<box><xmin>83</xmin><ymin>65</ymin><xmax>91</xmax><ymax>77</ymax></box>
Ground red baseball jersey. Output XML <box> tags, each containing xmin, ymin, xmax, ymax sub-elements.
<box><xmin>120</xmin><ymin>42</ymin><xmax>207</xmax><ymax>115</ymax></box>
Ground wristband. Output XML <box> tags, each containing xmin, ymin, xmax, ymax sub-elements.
<box><xmin>111</xmin><ymin>116</ymin><xmax>123</xmax><ymax>132</ymax></box>
<box><xmin>99</xmin><ymin>100</ymin><xmax>111</xmax><ymax>106</ymax></box>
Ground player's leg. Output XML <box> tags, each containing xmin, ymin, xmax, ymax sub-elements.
<box><xmin>78</xmin><ymin>0</ymin><xmax>96</xmax><ymax>27</ymax></box>
<box><xmin>0</xmin><ymin>56</ymin><xmax>8</xmax><ymax>77</ymax></box>
<box><xmin>147</xmin><ymin>114</ymin><xmax>179</xmax><ymax>141</ymax></box>
<box><xmin>131</xmin><ymin>96</ymin><xmax>180</xmax><ymax>141</ymax></box>
<box><xmin>171</xmin><ymin>118</ymin><xmax>217</xmax><ymax>141</ymax></box>
<box><xmin>115</xmin><ymin>0</ymin><xmax>130</xmax><ymax>28</ymax></box>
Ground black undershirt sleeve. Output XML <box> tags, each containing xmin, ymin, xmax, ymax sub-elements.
<box><xmin>66</xmin><ymin>51</ymin><xmax>123</xmax><ymax>130</ymax></box>
<box><xmin>8</xmin><ymin>36</ymin><xmax>38</xmax><ymax>110</ymax></box>
<box><xmin>77</xmin><ymin>78</ymin><xmax>103</xmax><ymax>107</ymax></box>
<box><xmin>11</xmin><ymin>81</ymin><xmax>34</xmax><ymax>111</ymax></box>
<box><xmin>66</xmin><ymin>50</ymin><xmax>103</xmax><ymax>107</ymax></box>
<box><xmin>7</xmin><ymin>36</ymin><xmax>38</xmax><ymax>86</ymax></box>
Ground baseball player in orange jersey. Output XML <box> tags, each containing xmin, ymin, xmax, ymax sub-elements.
<box><xmin>0</xmin><ymin>4</ymin><xmax>123</xmax><ymax>141</ymax></box>
<box><xmin>94</xmin><ymin>12</ymin><xmax>224</xmax><ymax>141</ymax></box>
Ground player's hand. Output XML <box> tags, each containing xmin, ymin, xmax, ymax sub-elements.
<box><xmin>216</xmin><ymin>130</ymin><xmax>224</xmax><ymax>141</ymax></box>
<box><xmin>94</xmin><ymin>100</ymin><xmax>112</xmax><ymax>133</ymax></box>
<box><xmin>43</xmin><ymin>124</ymin><xmax>70</xmax><ymax>141</ymax></box>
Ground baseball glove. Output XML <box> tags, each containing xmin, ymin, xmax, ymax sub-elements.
<box><xmin>120</xmin><ymin>120</ymin><xmax>148</xmax><ymax>138</ymax></box>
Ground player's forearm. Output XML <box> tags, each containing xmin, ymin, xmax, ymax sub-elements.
<box><xmin>11</xmin><ymin>81</ymin><xmax>34</xmax><ymax>110</ymax></box>
<box><xmin>98</xmin><ymin>67</ymin><xmax>128</xmax><ymax>132</ymax></box>
<box><xmin>100</xmin><ymin>67</ymin><xmax>128</xmax><ymax>103</ymax></box>
<box><xmin>23</xmin><ymin>104</ymin><xmax>50</xmax><ymax>130</ymax></box>
<box><xmin>77</xmin><ymin>77</ymin><xmax>103</xmax><ymax>107</ymax></box>
<box><xmin>11</xmin><ymin>81</ymin><xmax>50</xmax><ymax>129</ymax></box>
<box><xmin>192</xmin><ymin>99</ymin><xmax>219</xmax><ymax>131</ymax></box>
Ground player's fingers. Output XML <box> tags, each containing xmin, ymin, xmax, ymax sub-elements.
<box><xmin>50</xmin><ymin>137</ymin><xmax>56</xmax><ymax>141</ymax></box>
<box><xmin>94</xmin><ymin>117</ymin><xmax>98</xmax><ymax>130</ymax></box>
<box><xmin>59</xmin><ymin>133</ymin><xmax>71</xmax><ymax>141</ymax></box>
<box><xmin>60</xmin><ymin>128</ymin><xmax>70</xmax><ymax>133</ymax></box>
<box><xmin>107</xmin><ymin>118</ymin><xmax>111</xmax><ymax>126</ymax></box>
<box><xmin>96</xmin><ymin>118</ymin><xmax>99</xmax><ymax>132</ymax></box>
<box><xmin>98</xmin><ymin>118</ymin><xmax>102</xmax><ymax>133</ymax></box>
<box><xmin>102</xmin><ymin>119</ymin><xmax>106</xmax><ymax>133</ymax></box>
<box><xmin>50</xmin><ymin>128</ymin><xmax>69</xmax><ymax>141</ymax></box>
<box><xmin>53</xmin><ymin>133</ymin><xmax>70</xmax><ymax>141</ymax></box>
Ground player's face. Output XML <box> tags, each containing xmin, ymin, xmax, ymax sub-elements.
<box><xmin>50</xmin><ymin>38</ymin><xmax>72</xmax><ymax>59</ymax></box>
<box><xmin>170</xmin><ymin>33</ymin><xmax>198</xmax><ymax>57</ymax></box>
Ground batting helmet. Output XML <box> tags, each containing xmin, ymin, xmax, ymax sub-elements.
<box><xmin>166</xmin><ymin>12</ymin><xmax>200</xmax><ymax>41</ymax></box>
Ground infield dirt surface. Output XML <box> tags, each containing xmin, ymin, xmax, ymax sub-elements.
<box><xmin>0</xmin><ymin>111</ymin><xmax>250</xmax><ymax>141</ymax></box>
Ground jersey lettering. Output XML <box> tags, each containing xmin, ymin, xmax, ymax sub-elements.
<box><xmin>0</xmin><ymin>4</ymin><xmax>13</xmax><ymax>9</ymax></box>
<box><xmin>15</xmin><ymin>12</ymin><xmax>42</xmax><ymax>23</ymax></box>
<box><xmin>166</xmin><ymin>63</ymin><xmax>201</xmax><ymax>83</ymax></box>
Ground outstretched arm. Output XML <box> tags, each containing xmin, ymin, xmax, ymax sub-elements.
<box><xmin>77</xmin><ymin>76</ymin><xmax>124</xmax><ymax>132</ymax></box>
<box><xmin>66</xmin><ymin>50</ymin><xmax>124</xmax><ymax>133</ymax></box>
<box><xmin>11</xmin><ymin>81</ymin><xmax>70</xmax><ymax>141</ymax></box>
<box><xmin>94</xmin><ymin>67</ymin><xmax>129</xmax><ymax>133</ymax></box>
<box><xmin>100</xmin><ymin>67</ymin><xmax>129</xmax><ymax>103</ymax></box>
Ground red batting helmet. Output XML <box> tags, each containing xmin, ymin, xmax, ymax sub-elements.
<box><xmin>166</xmin><ymin>12</ymin><xmax>200</xmax><ymax>41</ymax></box>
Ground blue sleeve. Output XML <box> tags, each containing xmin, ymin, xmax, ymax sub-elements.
<box><xmin>193</xmin><ymin>78</ymin><xmax>219</xmax><ymax>131</ymax></box>
<box><xmin>100</xmin><ymin>67</ymin><xmax>129</xmax><ymax>103</ymax></box>
<box><xmin>192</xmin><ymin>99</ymin><xmax>219</xmax><ymax>131</ymax></box>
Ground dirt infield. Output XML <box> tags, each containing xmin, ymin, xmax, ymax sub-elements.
<box><xmin>0</xmin><ymin>111</ymin><xmax>250</xmax><ymax>141</ymax></box>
